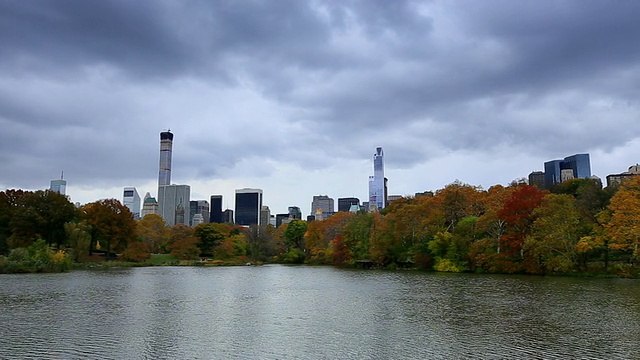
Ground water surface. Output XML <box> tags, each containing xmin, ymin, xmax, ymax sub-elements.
<box><xmin>1</xmin><ymin>266</ymin><xmax>638</xmax><ymax>359</ymax></box>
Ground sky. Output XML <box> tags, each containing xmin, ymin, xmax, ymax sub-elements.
<box><xmin>1</xmin><ymin>0</ymin><xmax>640</xmax><ymax>216</ymax></box>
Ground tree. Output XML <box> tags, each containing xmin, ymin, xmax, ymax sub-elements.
<box><xmin>603</xmin><ymin>176</ymin><xmax>640</xmax><ymax>263</ymax></box>
<box><xmin>284</xmin><ymin>220</ymin><xmax>307</xmax><ymax>251</ymax></box>
<box><xmin>523</xmin><ymin>194</ymin><xmax>589</xmax><ymax>273</ymax></box>
<box><xmin>168</xmin><ymin>224</ymin><xmax>199</xmax><ymax>260</ymax></box>
<box><xmin>81</xmin><ymin>199</ymin><xmax>137</xmax><ymax>259</ymax></box>
<box><xmin>137</xmin><ymin>214</ymin><xmax>170</xmax><ymax>253</ymax></box>
<box><xmin>122</xmin><ymin>242</ymin><xmax>151</xmax><ymax>262</ymax></box>
<box><xmin>64</xmin><ymin>221</ymin><xmax>91</xmax><ymax>262</ymax></box>
<box><xmin>194</xmin><ymin>223</ymin><xmax>230</xmax><ymax>257</ymax></box>
<box><xmin>8</xmin><ymin>190</ymin><xmax>77</xmax><ymax>249</ymax></box>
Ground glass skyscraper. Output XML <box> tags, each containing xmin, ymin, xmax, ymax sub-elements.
<box><xmin>235</xmin><ymin>188</ymin><xmax>263</xmax><ymax>226</ymax></box>
<box><xmin>368</xmin><ymin>147</ymin><xmax>385</xmax><ymax>210</ymax></box>
<box><xmin>544</xmin><ymin>153</ymin><xmax>592</xmax><ymax>188</ymax></box>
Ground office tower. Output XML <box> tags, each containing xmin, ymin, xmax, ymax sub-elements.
<box><xmin>260</xmin><ymin>206</ymin><xmax>271</xmax><ymax>228</ymax></box>
<box><xmin>50</xmin><ymin>172</ymin><xmax>67</xmax><ymax>195</ymax></box>
<box><xmin>123</xmin><ymin>187</ymin><xmax>141</xmax><ymax>219</ymax></box>
<box><xmin>288</xmin><ymin>206</ymin><xmax>302</xmax><ymax>220</ymax></box>
<box><xmin>158</xmin><ymin>184</ymin><xmax>190</xmax><ymax>226</ymax></box>
<box><xmin>235</xmin><ymin>188</ymin><xmax>263</xmax><ymax>226</ymax></box>
<box><xmin>368</xmin><ymin>147</ymin><xmax>385</xmax><ymax>211</ymax></box>
<box><xmin>528</xmin><ymin>171</ymin><xmax>545</xmax><ymax>189</ymax></box>
<box><xmin>141</xmin><ymin>192</ymin><xmax>159</xmax><ymax>218</ymax></box>
<box><xmin>189</xmin><ymin>200</ymin><xmax>210</xmax><ymax>226</ymax></box>
<box><xmin>544</xmin><ymin>154</ymin><xmax>591</xmax><ymax>188</ymax></box>
<box><xmin>50</xmin><ymin>179</ymin><xmax>67</xmax><ymax>195</ymax></box>
<box><xmin>563</xmin><ymin>154</ymin><xmax>591</xmax><ymax>179</ymax></box>
<box><xmin>158</xmin><ymin>131</ymin><xmax>173</xmax><ymax>187</ymax></box>
<box><xmin>338</xmin><ymin>197</ymin><xmax>360</xmax><ymax>212</ymax></box>
<box><xmin>210</xmin><ymin>195</ymin><xmax>223</xmax><ymax>223</ymax></box>
<box><xmin>311</xmin><ymin>195</ymin><xmax>334</xmax><ymax>214</ymax></box>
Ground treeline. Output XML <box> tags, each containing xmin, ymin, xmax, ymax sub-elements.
<box><xmin>1</xmin><ymin>176</ymin><xmax>640</xmax><ymax>276</ymax></box>
<box><xmin>300</xmin><ymin>177</ymin><xmax>639</xmax><ymax>276</ymax></box>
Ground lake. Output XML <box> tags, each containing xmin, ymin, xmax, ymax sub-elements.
<box><xmin>1</xmin><ymin>265</ymin><xmax>638</xmax><ymax>359</ymax></box>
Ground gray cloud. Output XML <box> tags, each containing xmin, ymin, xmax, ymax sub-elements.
<box><xmin>1</xmin><ymin>0</ymin><xmax>640</xmax><ymax>210</ymax></box>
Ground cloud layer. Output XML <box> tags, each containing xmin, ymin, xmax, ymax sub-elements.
<box><xmin>2</xmin><ymin>0</ymin><xmax>640</xmax><ymax>214</ymax></box>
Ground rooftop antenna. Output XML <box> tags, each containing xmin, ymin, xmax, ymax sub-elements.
<box><xmin>61</xmin><ymin>171</ymin><xmax>64</xmax><ymax>180</ymax></box>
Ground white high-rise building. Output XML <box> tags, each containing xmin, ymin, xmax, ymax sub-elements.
<box><xmin>123</xmin><ymin>187</ymin><xmax>141</xmax><ymax>219</ymax></box>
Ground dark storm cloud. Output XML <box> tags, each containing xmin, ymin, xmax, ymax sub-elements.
<box><xmin>1</xmin><ymin>0</ymin><xmax>640</xmax><ymax>196</ymax></box>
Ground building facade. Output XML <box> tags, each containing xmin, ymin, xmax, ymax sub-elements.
<box><xmin>189</xmin><ymin>200</ymin><xmax>210</xmax><ymax>226</ymax></box>
<box><xmin>368</xmin><ymin>147</ymin><xmax>386</xmax><ymax>211</ymax></box>
<box><xmin>210</xmin><ymin>195</ymin><xmax>223</xmax><ymax>223</ymax></box>
<box><xmin>158</xmin><ymin>184</ymin><xmax>190</xmax><ymax>226</ymax></box>
<box><xmin>141</xmin><ymin>192</ymin><xmax>159</xmax><ymax>218</ymax></box>
<box><xmin>260</xmin><ymin>206</ymin><xmax>271</xmax><ymax>228</ymax></box>
<box><xmin>528</xmin><ymin>171</ymin><xmax>545</xmax><ymax>189</ymax></box>
<box><xmin>338</xmin><ymin>197</ymin><xmax>360</xmax><ymax>212</ymax></box>
<box><xmin>158</xmin><ymin>131</ymin><xmax>173</xmax><ymax>187</ymax></box>
<box><xmin>50</xmin><ymin>179</ymin><xmax>67</xmax><ymax>195</ymax></box>
<box><xmin>235</xmin><ymin>188</ymin><xmax>263</xmax><ymax>226</ymax></box>
<box><xmin>123</xmin><ymin>187</ymin><xmax>141</xmax><ymax>219</ymax></box>
<box><xmin>311</xmin><ymin>195</ymin><xmax>334</xmax><ymax>214</ymax></box>
<box><xmin>544</xmin><ymin>154</ymin><xmax>592</xmax><ymax>188</ymax></box>
<box><xmin>288</xmin><ymin>206</ymin><xmax>302</xmax><ymax>220</ymax></box>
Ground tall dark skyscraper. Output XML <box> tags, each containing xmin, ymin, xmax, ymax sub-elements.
<box><xmin>158</xmin><ymin>131</ymin><xmax>173</xmax><ymax>187</ymax></box>
<box><xmin>210</xmin><ymin>195</ymin><xmax>223</xmax><ymax>223</ymax></box>
<box><xmin>235</xmin><ymin>188</ymin><xmax>262</xmax><ymax>226</ymax></box>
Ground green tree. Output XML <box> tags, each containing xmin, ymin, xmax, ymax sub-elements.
<box><xmin>64</xmin><ymin>221</ymin><xmax>91</xmax><ymax>262</ymax></box>
<box><xmin>194</xmin><ymin>223</ymin><xmax>230</xmax><ymax>257</ymax></box>
<box><xmin>168</xmin><ymin>224</ymin><xmax>200</xmax><ymax>260</ymax></box>
<box><xmin>8</xmin><ymin>190</ymin><xmax>77</xmax><ymax>249</ymax></box>
<box><xmin>523</xmin><ymin>194</ymin><xmax>589</xmax><ymax>273</ymax></box>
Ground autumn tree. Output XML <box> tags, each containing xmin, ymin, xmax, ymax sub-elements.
<box><xmin>137</xmin><ymin>214</ymin><xmax>170</xmax><ymax>253</ymax></box>
<box><xmin>603</xmin><ymin>176</ymin><xmax>640</xmax><ymax>263</ymax></box>
<box><xmin>80</xmin><ymin>199</ymin><xmax>137</xmax><ymax>259</ymax></box>
<box><xmin>168</xmin><ymin>224</ymin><xmax>199</xmax><ymax>260</ymax></box>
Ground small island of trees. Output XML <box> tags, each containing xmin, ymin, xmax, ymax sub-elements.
<box><xmin>1</xmin><ymin>176</ymin><xmax>640</xmax><ymax>278</ymax></box>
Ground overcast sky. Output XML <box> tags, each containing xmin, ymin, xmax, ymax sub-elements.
<box><xmin>1</xmin><ymin>0</ymin><xmax>640</xmax><ymax>216</ymax></box>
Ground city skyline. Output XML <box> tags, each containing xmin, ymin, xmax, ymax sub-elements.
<box><xmin>2</xmin><ymin>1</ymin><xmax>640</xmax><ymax>216</ymax></box>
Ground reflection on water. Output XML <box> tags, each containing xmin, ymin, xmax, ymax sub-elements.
<box><xmin>1</xmin><ymin>266</ymin><xmax>639</xmax><ymax>359</ymax></box>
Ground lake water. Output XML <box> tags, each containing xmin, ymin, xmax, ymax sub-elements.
<box><xmin>0</xmin><ymin>265</ymin><xmax>638</xmax><ymax>359</ymax></box>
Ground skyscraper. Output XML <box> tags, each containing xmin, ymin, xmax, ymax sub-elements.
<box><xmin>123</xmin><ymin>187</ymin><xmax>141</xmax><ymax>219</ymax></box>
<box><xmin>235</xmin><ymin>188</ymin><xmax>263</xmax><ymax>226</ymax></box>
<box><xmin>368</xmin><ymin>147</ymin><xmax>385</xmax><ymax>211</ymax></box>
<box><xmin>158</xmin><ymin>131</ymin><xmax>173</xmax><ymax>187</ymax></box>
<box><xmin>158</xmin><ymin>184</ymin><xmax>190</xmax><ymax>226</ymax></box>
<box><xmin>50</xmin><ymin>171</ymin><xmax>66</xmax><ymax>195</ymax></box>
<box><xmin>338</xmin><ymin>197</ymin><xmax>360</xmax><ymax>212</ymax></box>
<box><xmin>210</xmin><ymin>195</ymin><xmax>223</xmax><ymax>223</ymax></box>
<box><xmin>311</xmin><ymin>195</ymin><xmax>334</xmax><ymax>215</ymax></box>
<box><xmin>544</xmin><ymin>153</ymin><xmax>592</xmax><ymax>188</ymax></box>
